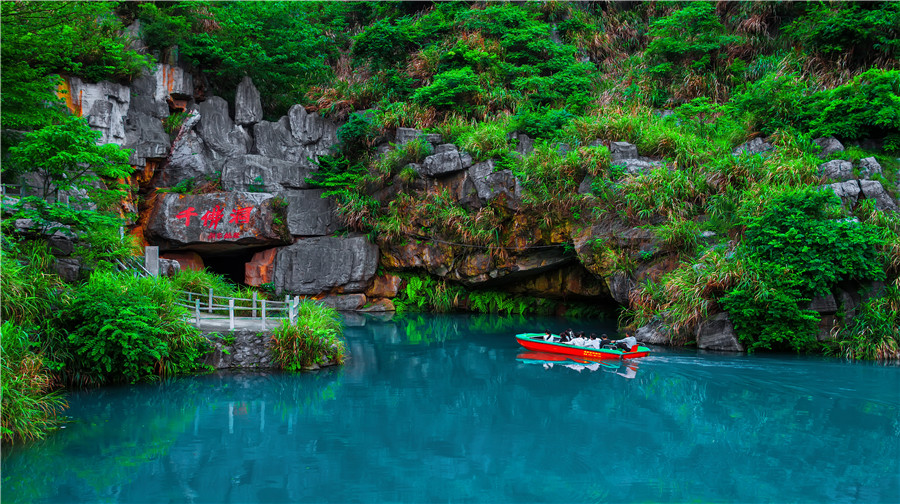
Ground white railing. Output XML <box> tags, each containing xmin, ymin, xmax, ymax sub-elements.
<box><xmin>174</xmin><ymin>289</ymin><xmax>304</xmax><ymax>331</ymax></box>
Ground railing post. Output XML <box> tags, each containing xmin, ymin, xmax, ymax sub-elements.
<box><xmin>288</xmin><ymin>299</ymin><xmax>295</xmax><ymax>325</ymax></box>
<box><xmin>229</xmin><ymin>298</ymin><xmax>235</xmax><ymax>331</ymax></box>
<box><xmin>208</xmin><ymin>288</ymin><xmax>213</xmax><ymax>314</ymax></box>
<box><xmin>252</xmin><ymin>291</ymin><xmax>258</xmax><ymax>318</ymax></box>
<box><xmin>261</xmin><ymin>300</ymin><xmax>267</xmax><ymax>330</ymax></box>
<box><xmin>195</xmin><ymin>299</ymin><xmax>200</xmax><ymax>326</ymax></box>
<box><xmin>144</xmin><ymin>246</ymin><xmax>159</xmax><ymax>277</ymax></box>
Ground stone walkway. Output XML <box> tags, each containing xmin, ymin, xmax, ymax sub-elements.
<box><xmin>192</xmin><ymin>315</ymin><xmax>288</xmax><ymax>333</ymax></box>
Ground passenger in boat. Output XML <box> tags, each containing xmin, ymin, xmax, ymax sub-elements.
<box><xmin>586</xmin><ymin>334</ymin><xmax>601</xmax><ymax>349</ymax></box>
<box><xmin>599</xmin><ymin>333</ymin><xmax>615</xmax><ymax>348</ymax></box>
<box><xmin>615</xmin><ymin>334</ymin><xmax>638</xmax><ymax>351</ymax></box>
<box><xmin>543</xmin><ymin>330</ymin><xmax>553</xmax><ymax>341</ymax></box>
<box><xmin>560</xmin><ymin>328</ymin><xmax>575</xmax><ymax>343</ymax></box>
<box><xmin>570</xmin><ymin>331</ymin><xmax>587</xmax><ymax>346</ymax></box>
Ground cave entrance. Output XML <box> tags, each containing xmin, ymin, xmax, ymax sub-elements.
<box><xmin>201</xmin><ymin>249</ymin><xmax>259</xmax><ymax>285</ymax></box>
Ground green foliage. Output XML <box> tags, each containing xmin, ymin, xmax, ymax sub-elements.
<box><xmin>514</xmin><ymin>108</ymin><xmax>575</xmax><ymax>140</ymax></box>
<box><xmin>0</xmin><ymin>321</ymin><xmax>67</xmax><ymax>443</ymax></box>
<box><xmin>829</xmin><ymin>285</ymin><xmax>900</xmax><ymax>361</ymax></box>
<box><xmin>337</xmin><ymin>111</ymin><xmax>382</xmax><ymax>158</ymax></box>
<box><xmin>54</xmin><ymin>272</ymin><xmax>209</xmax><ymax>385</ymax></box>
<box><xmin>740</xmin><ymin>187</ymin><xmax>886</xmax><ymax>295</ymax></box>
<box><xmin>270</xmin><ymin>302</ymin><xmax>345</xmax><ymax>371</ymax></box>
<box><xmin>140</xmin><ymin>2</ymin><xmax>334</xmax><ymax>117</ymax></box>
<box><xmin>807</xmin><ymin>69</ymin><xmax>900</xmax><ymax>141</ymax></box>
<box><xmin>5</xmin><ymin>115</ymin><xmax>132</xmax><ymax>204</ymax></box>
<box><xmin>1</xmin><ymin>1</ymin><xmax>152</xmax><ymax>147</ymax></box>
<box><xmin>412</xmin><ymin>67</ymin><xmax>484</xmax><ymax>113</ymax></box>
<box><xmin>647</xmin><ymin>3</ymin><xmax>742</xmax><ymax>67</ymax></box>
<box><xmin>721</xmin><ymin>264</ymin><xmax>821</xmax><ymax>353</ymax></box>
<box><xmin>393</xmin><ymin>274</ymin><xmax>554</xmax><ymax>316</ymax></box>
<box><xmin>352</xmin><ymin>18</ymin><xmax>420</xmax><ymax>70</ymax></box>
<box><xmin>785</xmin><ymin>2</ymin><xmax>900</xmax><ymax>61</ymax></box>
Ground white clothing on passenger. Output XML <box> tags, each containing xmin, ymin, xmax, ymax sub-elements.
<box><xmin>569</xmin><ymin>337</ymin><xmax>586</xmax><ymax>346</ymax></box>
<box><xmin>586</xmin><ymin>339</ymin><xmax>600</xmax><ymax>349</ymax></box>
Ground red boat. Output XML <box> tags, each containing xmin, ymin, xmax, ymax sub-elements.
<box><xmin>515</xmin><ymin>333</ymin><xmax>650</xmax><ymax>360</ymax></box>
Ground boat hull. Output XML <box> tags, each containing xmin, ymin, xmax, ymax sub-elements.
<box><xmin>515</xmin><ymin>333</ymin><xmax>650</xmax><ymax>360</ymax></box>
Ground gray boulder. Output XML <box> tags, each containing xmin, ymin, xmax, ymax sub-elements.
<box><xmin>859</xmin><ymin>180</ymin><xmax>899</xmax><ymax>212</ymax></box>
<box><xmin>610</xmin><ymin>141</ymin><xmax>638</xmax><ymax>162</ymax></box>
<box><xmin>635</xmin><ymin>319</ymin><xmax>670</xmax><ymax>345</ymax></box>
<box><xmin>221</xmin><ymin>154</ymin><xmax>313</xmax><ymax>192</ymax></box>
<box><xmin>395</xmin><ymin>127</ymin><xmax>423</xmax><ymax>146</ymax></box>
<box><xmin>732</xmin><ymin>137</ymin><xmax>774</xmax><ymax>156</ymax></box>
<box><xmin>616</xmin><ymin>158</ymin><xmax>655</xmax><ymax>176</ymax></box>
<box><xmin>273</xmin><ymin>234</ymin><xmax>379</xmax><ymax>295</ymax></box>
<box><xmin>54</xmin><ymin>257</ymin><xmax>83</xmax><ymax>283</ymax></box>
<box><xmin>128</xmin><ymin>72</ymin><xmax>169</xmax><ymax>118</ymax></box>
<box><xmin>829</xmin><ymin>180</ymin><xmax>862</xmax><ymax>207</ymax></box>
<box><xmin>67</xmin><ymin>76</ymin><xmax>130</xmax><ymax>145</ymax></box>
<box><xmin>145</xmin><ymin>191</ymin><xmax>291</xmax><ymax>252</ymax></box>
<box><xmin>278</xmin><ymin>189</ymin><xmax>340</xmax><ymax>236</ymax></box>
<box><xmin>159</xmin><ymin>257</ymin><xmax>182</xmax><ymax>277</ymax></box>
<box><xmin>253</xmin><ymin>117</ymin><xmax>310</xmax><ymax>162</ymax></box>
<box><xmin>578</xmin><ymin>175</ymin><xmax>595</xmax><ymax>195</ymax></box>
<box><xmin>858</xmin><ymin>157</ymin><xmax>883</xmax><ymax>179</ymax></box>
<box><xmin>287</xmin><ymin>105</ymin><xmax>339</xmax><ymax>155</ymax></box>
<box><xmin>125</xmin><ymin>112</ymin><xmax>170</xmax><ymax>166</ymax></box>
<box><xmin>234</xmin><ymin>76</ymin><xmax>263</xmax><ymax>125</ymax></box>
<box><xmin>813</xmin><ymin>136</ymin><xmax>845</xmax><ymax>158</ymax></box>
<box><xmin>514</xmin><ymin>133</ymin><xmax>535</xmax><ymax>157</ymax></box>
<box><xmin>195</xmin><ymin>96</ymin><xmax>252</xmax><ymax>161</ymax></box>
<box><xmin>463</xmin><ymin>160</ymin><xmax>522</xmax><ymax>209</ymax></box>
<box><xmin>696</xmin><ymin>313</ymin><xmax>744</xmax><ymax>352</ymax></box>
<box><xmin>164</xmin><ymin>130</ymin><xmax>216</xmax><ymax>185</ymax></box>
<box><xmin>420</xmin><ymin>144</ymin><xmax>470</xmax><ymax>177</ymax></box>
<box><xmin>818</xmin><ymin>159</ymin><xmax>853</xmax><ymax>181</ymax></box>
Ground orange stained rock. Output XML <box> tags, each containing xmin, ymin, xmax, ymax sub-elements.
<box><xmin>56</xmin><ymin>78</ymin><xmax>82</xmax><ymax>116</ymax></box>
<box><xmin>245</xmin><ymin>248</ymin><xmax>278</xmax><ymax>286</ymax></box>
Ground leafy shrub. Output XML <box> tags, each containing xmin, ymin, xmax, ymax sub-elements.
<box><xmin>807</xmin><ymin>69</ymin><xmax>900</xmax><ymax>141</ymax></box>
<box><xmin>337</xmin><ymin>111</ymin><xmax>382</xmax><ymax>158</ymax></box>
<box><xmin>721</xmin><ymin>264</ymin><xmax>821</xmax><ymax>353</ymax></box>
<box><xmin>740</xmin><ymin>187</ymin><xmax>886</xmax><ymax>295</ymax></box>
<box><xmin>514</xmin><ymin>107</ymin><xmax>575</xmax><ymax>140</ymax></box>
<box><xmin>1</xmin><ymin>321</ymin><xmax>67</xmax><ymax>443</ymax></box>
<box><xmin>352</xmin><ymin>18</ymin><xmax>419</xmax><ymax>70</ymax></box>
<box><xmin>785</xmin><ymin>2</ymin><xmax>900</xmax><ymax>61</ymax></box>
<box><xmin>645</xmin><ymin>2</ymin><xmax>743</xmax><ymax>75</ymax></box>
<box><xmin>270</xmin><ymin>302</ymin><xmax>345</xmax><ymax>371</ymax></box>
<box><xmin>829</xmin><ymin>285</ymin><xmax>900</xmax><ymax>361</ymax></box>
<box><xmin>412</xmin><ymin>67</ymin><xmax>484</xmax><ymax>113</ymax></box>
<box><xmin>55</xmin><ymin>272</ymin><xmax>209</xmax><ymax>385</ymax></box>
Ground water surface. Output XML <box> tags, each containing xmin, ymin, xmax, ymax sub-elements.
<box><xmin>3</xmin><ymin>314</ymin><xmax>899</xmax><ymax>503</ymax></box>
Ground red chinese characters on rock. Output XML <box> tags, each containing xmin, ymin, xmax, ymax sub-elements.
<box><xmin>173</xmin><ymin>204</ymin><xmax>256</xmax><ymax>241</ymax></box>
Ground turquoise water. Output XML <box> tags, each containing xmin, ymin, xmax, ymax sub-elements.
<box><xmin>2</xmin><ymin>314</ymin><xmax>899</xmax><ymax>503</ymax></box>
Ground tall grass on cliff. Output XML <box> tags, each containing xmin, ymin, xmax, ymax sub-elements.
<box><xmin>270</xmin><ymin>302</ymin><xmax>345</xmax><ymax>371</ymax></box>
<box><xmin>1</xmin><ymin>321</ymin><xmax>67</xmax><ymax>443</ymax></box>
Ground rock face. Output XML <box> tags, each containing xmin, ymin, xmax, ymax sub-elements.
<box><xmin>145</xmin><ymin>192</ymin><xmax>291</xmax><ymax>252</ymax></box>
<box><xmin>459</xmin><ymin>160</ymin><xmax>522</xmax><ymax>210</ymax></box>
<box><xmin>272</xmin><ymin>235</ymin><xmax>379</xmax><ymax>295</ymax></box>
<box><xmin>221</xmin><ymin>154</ymin><xmax>314</xmax><ymax>192</ymax></box>
<box><xmin>63</xmin><ymin>76</ymin><xmax>131</xmax><ymax>146</ymax></box>
<box><xmin>203</xmin><ymin>329</ymin><xmax>275</xmax><ymax>369</ymax></box>
<box><xmin>732</xmin><ymin>137</ymin><xmax>774</xmax><ymax>156</ymax></box>
<box><xmin>696</xmin><ymin>313</ymin><xmax>744</xmax><ymax>352</ymax></box>
<box><xmin>419</xmin><ymin>144</ymin><xmax>473</xmax><ymax>177</ymax></box>
<box><xmin>818</xmin><ymin>159</ymin><xmax>854</xmax><ymax>181</ymax></box>
<box><xmin>279</xmin><ymin>189</ymin><xmax>339</xmax><ymax>236</ymax></box>
<box><xmin>234</xmin><ymin>76</ymin><xmax>263</xmax><ymax>125</ymax></box>
<box><xmin>813</xmin><ymin>136</ymin><xmax>845</xmax><ymax>158</ymax></box>
<box><xmin>829</xmin><ymin>179</ymin><xmax>898</xmax><ymax>212</ymax></box>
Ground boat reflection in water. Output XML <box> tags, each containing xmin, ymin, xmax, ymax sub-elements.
<box><xmin>516</xmin><ymin>351</ymin><xmax>639</xmax><ymax>378</ymax></box>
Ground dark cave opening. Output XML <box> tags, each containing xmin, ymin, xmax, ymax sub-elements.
<box><xmin>201</xmin><ymin>249</ymin><xmax>260</xmax><ymax>285</ymax></box>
